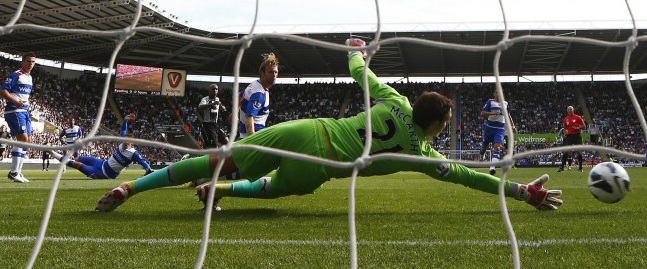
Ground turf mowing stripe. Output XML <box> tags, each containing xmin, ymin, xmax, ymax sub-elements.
<box><xmin>2</xmin><ymin>236</ymin><xmax>647</xmax><ymax>247</ymax></box>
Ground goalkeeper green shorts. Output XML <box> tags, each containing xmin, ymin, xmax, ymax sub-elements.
<box><xmin>231</xmin><ymin>119</ymin><xmax>334</xmax><ymax>195</ymax></box>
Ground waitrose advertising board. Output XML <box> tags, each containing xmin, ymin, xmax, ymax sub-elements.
<box><xmin>514</xmin><ymin>133</ymin><xmax>590</xmax><ymax>145</ymax></box>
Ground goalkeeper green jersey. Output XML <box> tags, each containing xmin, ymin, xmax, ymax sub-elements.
<box><xmin>318</xmin><ymin>54</ymin><xmax>442</xmax><ymax>178</ymax></box>
<box><xmin>234</xmin><ymin>54</ymin><xmax>508</xmax><ymax>195</ymax></box>
<box><xmin>319</xmin><ymin>55</ymin><xmax>503</xmax><ymax>195</ymax></box>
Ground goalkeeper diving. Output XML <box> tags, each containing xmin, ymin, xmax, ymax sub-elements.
<box><xmin>96</xmin><ymin>38</ymin><xmax>563</xmax><ymax>212</ymax></box>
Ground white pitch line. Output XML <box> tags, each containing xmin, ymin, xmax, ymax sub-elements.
<box><xmin>2</xmin><ymin>236</ymin><xmax>647</xmax><ymax>247</ymax></box>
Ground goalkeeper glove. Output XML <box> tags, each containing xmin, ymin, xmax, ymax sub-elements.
<box><xmin>516</xmin><ymin>174</ymin><xmax>563</xmax><ymax>211</ymax></box>
<box><xmin>345</xmin><ymin>38</ymin><xmax>367</xmax><ymax>58</ymax></box>
<box><xmin>144</xmin><ymin>169</ymin><xmax>154</xmax><ymax>176</ymax></box>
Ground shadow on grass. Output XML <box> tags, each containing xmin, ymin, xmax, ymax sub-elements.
<box><xmin>64</xmin><ymin>208</ymin><xmax>282</xmax><ymax>222</ymax></box>
<box><xmin>57</xmin><ymin>204</ymin><xmax>637</xmax><ymax>224</ymax></box>
<box><xmin>61</xmin><ymin>208</ymin><xmax>543</xmax><ymax>220</ymax></box>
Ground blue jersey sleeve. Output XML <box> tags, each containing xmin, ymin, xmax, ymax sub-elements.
<box><xmin>0</xmin><ymin>73</ymin><xmax>17</xmax><ymax>91</ymax></box>
<box><xmin>131</xmin><ymin>151</ymin><xmax>152</xmax><ymax>171</ymax></box>
<box><xmin>481</xmin><ymin>100</ymin><xmax>492</xmax><ymax>112</ymax></box>
<box><xmin>119</xmin><ymin>120</ymin><xmax>130</xmax><ymax>137</ymax></box>
<box><xmin>243</xmin><ymin>92</ymin><xmax>266</xmax><ymax>117</ymax></box>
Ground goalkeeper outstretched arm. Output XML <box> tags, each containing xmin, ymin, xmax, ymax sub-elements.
<box><xmin>346</xmin><ymin>38</ymin><xmax>562</xmax><ymax>211</ymax></box>
<box><xmin>431</xmin><ymin>161</ymin><xmax>562</xmax><ymax>211</ymax></box>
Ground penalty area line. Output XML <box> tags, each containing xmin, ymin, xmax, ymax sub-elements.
<box><xmin>1</xmin><ymin>236</ymin><xmax>647</xmax><ymax>247</ymax></box>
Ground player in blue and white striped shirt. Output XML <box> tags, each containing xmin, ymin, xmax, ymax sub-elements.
<box><xmin>50</xmin><ymin>114</ymin><xmax>153</xmax><ymax>179</ymax></box>
<box><xmin>237</xmin><ymin>53</ymin><xmax>278</xmax><ymax>139</ymax></box>
<box><xmin>59</xmin><ymin>118</ymin><xmax>83</xmax><ymax>158</ymax></box>
<box><xmin>0</xmin><ymin>52</ymin><xmax>36</xmax><ymax>183</ymax></box>
<box><xmin>480</xmin><ymin>91</ymin><xmax>516</xmax><ymax>175</ymax></box>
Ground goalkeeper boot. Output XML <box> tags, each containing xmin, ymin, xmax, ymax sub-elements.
<box><xmin>182</xmin><ymin>178</ymin><xmax>210</xmax><ymax>188</ymax></box>
<box><xmin>96</xmin><ymin>184</ymin><xmax>132</xmax><ymax>212</ymax></box>
<box><xmin>181</xmin><ymin>180</ymin><xmax>197</xmax><ymax>188</ymax></box>
<box><xmin>196</xmin><ymin>184</ymin><xmax>222</xmax><ymax>211</ymax></box>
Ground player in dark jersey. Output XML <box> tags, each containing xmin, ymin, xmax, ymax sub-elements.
<box><xmin>0</xmin><ymin>125</ymin><xmax>10</xmax><ymax>161</ymax></box>
<box><xmin>96</xmin><ymin>39</ymin><xmax>562</xmax><ymax>213</ymax></box>
<box><xmin>197</xmin><ymin>84</ymin><xmax>228</xmax><ymax>148</ymax></box>
<box><xmin>41</xmin><ymin>145</ymin><xmax>51</xmax><ymax>171</ymax></box>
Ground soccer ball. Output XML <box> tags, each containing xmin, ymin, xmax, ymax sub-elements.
<box><xmin>587</xmin><ymin>162</ymin><xmax>630</xmax><ymax>204</ymax></box>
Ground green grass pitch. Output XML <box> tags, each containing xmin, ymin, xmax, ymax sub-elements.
<box><xmin>0</xmin><ymin>167</ymin><xmax>645</xmax><ymax>268</ymax></box>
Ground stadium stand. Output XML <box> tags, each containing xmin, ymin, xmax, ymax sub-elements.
<box><xmin>1</xmin><ymin>55</ymin><xmax>646</xmax><ymax>167</ymax></box>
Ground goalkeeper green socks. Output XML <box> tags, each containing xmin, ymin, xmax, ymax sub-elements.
<box><xmin>131</xmin><ymin>155</ymin><xmax>214</xmax><ymax>193</ymax></box>
<box><xmin>228</xmin><ymin>177</ymin><xmax>278</xmax><ymax>198</ymax></box>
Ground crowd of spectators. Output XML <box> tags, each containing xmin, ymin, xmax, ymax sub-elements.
<box><xmin>1</xmin><ymin>55</ymin><xmax>645</xmax><ymax>167</ymax></box>
<box><xmin>0</xmin><ymin>56</ymin><xmax>179</xmax><ymax>165</ymax></box>
<box><xmin>585</xmin><ymin>81</ymin><xmax>647</xmax><ymax>165</ymax></box>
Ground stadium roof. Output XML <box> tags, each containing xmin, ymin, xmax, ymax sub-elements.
<box><xmin>1</xmin><ymin>0</ymin><xmax>646</xmax><ymax>79</ymax></box>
